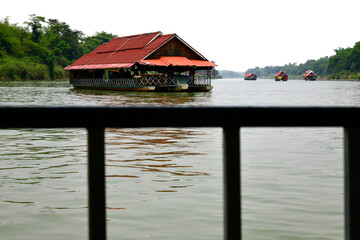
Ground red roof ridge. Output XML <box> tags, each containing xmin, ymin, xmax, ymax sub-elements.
<box><xmin>112</xmin><ymin>31</ymin><xmax>162</xmax><ymax>40</ymax></box>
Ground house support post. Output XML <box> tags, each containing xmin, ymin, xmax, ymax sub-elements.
<box><xmin>344</xmin><ymin>128</ymin><xmax>360</xmax><ymax>240</ymax></box>
<box><xmin>88</xmin><ymin>128</ymin><xmax>106</xmax><ymax>240</ymax></box>
<box><xmin>223</xmin><ymin>127</ymin><xmax>241</xmax><ymax>240</ymax></box>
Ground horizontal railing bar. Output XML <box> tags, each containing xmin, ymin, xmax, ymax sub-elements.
<box><xmin>1</xmin><ymin>106</ymin><xmax>360</xmax><ymax>128</ymax></box>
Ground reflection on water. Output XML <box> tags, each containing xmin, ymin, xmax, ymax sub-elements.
<box><xmin>105</xmin><ymin>128</ymin><xmax>211</xmax><ymax>193</ymax></box>
<box><xmin>104</xmin><ymin>127</ymin><xmax>222</xmax><ymax>240</ymax></box>
<box><xmin>70</xmin><ymin>88</ymin><xmax>213</xmax><ymax>105</ymax></box>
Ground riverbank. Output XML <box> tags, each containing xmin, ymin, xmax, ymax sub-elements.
<box><xmin>0</xmin><ymin>57</ymin><xmax>68</xmax><ymax>81</ymax></box>
<box><xmin>252</xmin><ymin>74</ymin><xmax>360</xmax><ymax>81</ymax></box>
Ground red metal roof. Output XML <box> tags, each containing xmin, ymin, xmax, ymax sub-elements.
<box><xmin>66</xmin><ymin>63</ymin><xmax>133</xmax><ymax>70</ymax></box>
<box><xmin>190</xmin><ymin>59</ymin><xmax>217</xmax><ymax>67</ymax></box>
<box><xmin>65</xmin><ymin>31</ymin><xmax>215</xmax><ymax>70</ymax></box>
<box><xmin>244</xmin><ymin>73</ymin><xmax>256</xmax><ymax>77</ymax></box>
<box><xmin>275</xmin><ymin>71</ymin><xmax>287</xmax><ymax>77</ymax></box>
<box><xmin>303</xmin><ymin>70</ymin><xmax>317</xmax><ymax>77</ymax></box>
<box><xmin>139</xmin><ymin>56</ymin><xmax>216</xmax><ymax>67</ymax></box>
<box><xmin>93</xmin><ymin>32</ymin><xmax>161</xmax><ymax>54</ymax></box>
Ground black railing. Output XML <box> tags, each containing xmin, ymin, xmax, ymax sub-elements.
<box><xmin>73</xmin><ymin>77</ymin><xmax>177</xmax><ymax>87</ymax></box>
<box><xmin>72</xmin><ymin>76</ymin><xmax>212</xmax><ymax>88</ymax></box>
<box><xmin>1</xmin><ymin>106</ymin><xmax>360</xmax><ymax>240</ymax></box>
<box><xmin>187</xmin><ymin>77</ymin><xmax>212</xmax><ymax>86</ymax></box>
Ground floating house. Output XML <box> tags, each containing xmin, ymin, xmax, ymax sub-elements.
<box><xmin>303</xmin><ymin>70</ymin><xmax>317</xmax><ymax>81</ymax></box>
<box><xmin>244</xmin><ymin>73</ymin><xmax>257</xmax><ymax>80</ymax></box>
<box><xmin>65</xmin><ymin>31</ymin><xmax>216</xmax><ymax>92</ymax></box>
<box><xmin>275</xmin><ymin>71</ymin><xmax>288</xmax><ymax>81</ymax></box>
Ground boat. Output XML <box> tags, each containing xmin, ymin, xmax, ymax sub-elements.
<box><xmin>65</xmin><ymin>31</ymin><xmax>216</xmax><ymax>92</ymax></box>
<box><xmin>303</xmin><ymin>70</ymin><xmax>317</xmax><ymax>81</ymax></box>
<box><xmin>275</xmin><ymin>71</ymin><xmax>288</xmax><ymax>81</ymax></box>
<box><xmin>244</xmin><ymin>73</ymin><xmax>257</xmax><ymax>80</ymax></box>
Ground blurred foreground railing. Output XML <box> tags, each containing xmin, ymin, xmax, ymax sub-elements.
<box><xmin>1</xmin><ymin>106</ymin><xmax>360</xmax><ymax>240</ymax></box>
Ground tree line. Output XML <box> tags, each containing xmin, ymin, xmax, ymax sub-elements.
<box><xmin>246</xmin><ymin>42</ymin><xmax>360</xmax><ymax>80</ymax></box>
<box><xmin>0</xmin><ymin>15</ymin><xmax>117</xmax><ymax>80</ymax></box>
<box><xmin>2</xmin><ymin>15</ymin><xmax>360</xmax><ymax>81</ymax></box>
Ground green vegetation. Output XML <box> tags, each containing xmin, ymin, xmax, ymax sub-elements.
<box><xmin>246</xmin><ymin>41</ymin><xmax>360</xmax><ymax>80</ymax></box>
<box><xmin>218</xmin><ymin>70</ymin><xmax>244</xmax><ymax>78</ymax></box>
<box><xmin>0</xmin><ymin>15</ymin><xmax>117</xmax><ymax>80</ymax></box>
<box><xmin>327</xmin><ymin>42</ymin><xmax>360</xmax><ymax>80</ymax></box>
<box><xmin>246</xmin><ymin>57</ymin><xmax>330</xmax><ymax>79</ymax></box>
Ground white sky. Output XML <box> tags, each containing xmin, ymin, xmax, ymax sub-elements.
<box><xmin>2</xmin><ymin>0</ymin><xmax>360</xmax><ymax>72</ymax></box>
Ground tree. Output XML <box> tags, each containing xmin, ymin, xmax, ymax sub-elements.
<box><xmin>45</xmin><ymin>18</ymin><xmax>84</xmax><ymax>63</ymax></box>
<box><xmin>328</xmin><ymin>47</ymin><xmax>352</xmax><ymax>74</ymax></box>
<box><xmin>24</xmin><ymin>14</ymin><xmax>45</xmax><ymax>43</ymax></box>
<box><xmin>82</xmin><ymin>31</ymin><xmax>117</xmax><ymax>54</ymax></box>
<box><xmin>349</xmin><ymin>41</ymin><xmax>360</xmax><ymax>71</ymax></box>
<box><xmin>0</xmin><ymin>17</ymin><xmax>25</xmax><ymax>57</ymax></box>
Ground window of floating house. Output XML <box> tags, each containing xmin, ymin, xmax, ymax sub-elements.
<box><xmin>107</xmin><ymin>69</ymin><xmax>121</xmax><ymax>79</ymax></box>
<box><xmin>74</xmin><ymin>70</ymin><xmax>90</xmax><ymax>79</ymax></box>
<box><xmin>89</xmin><ymin>69</ymin><xmax>94</xmax><ymax>78</ymax></box>
<box><xmin>94</xmin><ymin>69</ymin><xmax>103</xmax><ymax>78</ymax></box>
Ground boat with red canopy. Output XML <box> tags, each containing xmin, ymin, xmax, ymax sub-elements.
<box><xmin>275</xmin><ymin>71</ymin><xmax>288</xmax><ymax>81</ymax></box>
<box><xmin>244</xmin><ymin>73</ymin><xmax>257</xmax><ymax>80</ymax></box>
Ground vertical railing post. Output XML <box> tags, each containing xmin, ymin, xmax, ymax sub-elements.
<box><xmin>344</xmin><ymin>127</ymin><xmax>360</xmax><ymax>240</ymax></box>
<box><xmin>87</xmin><ymin>128</ymin><xmax>106</xmax><ymax>240</ymax></box>
<box><xmin>223</xmin><ymin>127</ymin><xmax>241</xmax><ymax>240</ymax></box>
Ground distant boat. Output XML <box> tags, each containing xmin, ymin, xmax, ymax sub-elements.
<box><xmin>303</xmin><ymin>70</ymin><xmax>317</xmax><ymax>81</ymax></box>
<box><xmin>275</xmin><ymin>71</ymin><xmax>288</xmax><ymax>81</ymax></box>
<box><xmin>244</xmin><ymin>73</ymin><xmax>257</xmax><ymax>80</ymax></box>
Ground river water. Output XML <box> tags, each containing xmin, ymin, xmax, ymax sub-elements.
<box><xmin>1</xmin><ymin>79</ymin><xmax>360</xmax><ymax>240</ymax></box>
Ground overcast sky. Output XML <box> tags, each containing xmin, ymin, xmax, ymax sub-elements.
<box><xmin>2</xmin><ymin>0</ymin><xmax>360</xmax><ymax>72</ymax></box>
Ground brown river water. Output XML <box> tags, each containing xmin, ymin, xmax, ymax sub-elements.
<box><xmin>1</xmin><ymin>79</ymin><xmax>360</xmax><ymax>239</ymax></box>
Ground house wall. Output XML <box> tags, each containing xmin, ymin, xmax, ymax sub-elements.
<box><xmin>72</xmin><ymin>69</ymin><xmax>104</xmax><ymax>79</ymax></box>
<box><xmin>147</xmin><ymin>38</ymin><xmax>203</xmax><ymax>60</ymax></box>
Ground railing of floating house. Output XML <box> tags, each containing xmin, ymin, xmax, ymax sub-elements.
<box><xmin>72</xmin><ymin>76</ymin><xmax>212</xmax><ymax>88</ymax></box>
<box><xmin>73</xmin><ymin>78</ymin><xmax>138</xmax><ymax>87</ymax></box>
<box><xmin>187</xmin><ymin>76</ymin><xmax>212</xmax><ymax>86</ymax></box>
<box><xmin>72</xmin><ymin>77</ymin><xmax>177</xmax><ymax>87</ymax></box>
<box><xmin>1</xmin><ymin>106</ymin><xmax>360</xmax><ymax>240</ymax></box>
